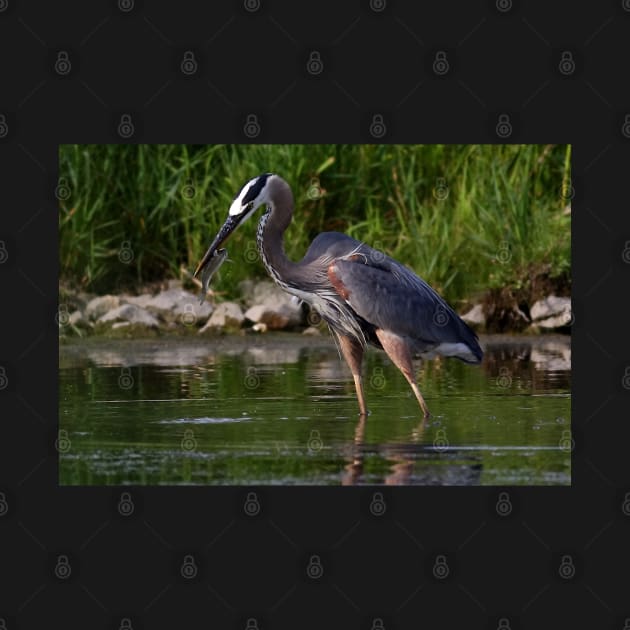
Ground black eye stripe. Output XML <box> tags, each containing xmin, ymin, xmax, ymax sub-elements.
<box><xmin>240</xmin><ymin>173</ymin><xmax>272</xmax><ymax>205</ymax></box>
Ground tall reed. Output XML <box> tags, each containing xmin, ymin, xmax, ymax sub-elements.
<box><xmin>59</xmin><ymin>144</ymin><xmax>570</xmax><ymax>303</ymax></box>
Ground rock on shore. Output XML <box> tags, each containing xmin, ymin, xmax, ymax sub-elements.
<box><xmin>59</xmin><ymin>279</ymin><xmax>571</xmax><ymax>338</ymax></box>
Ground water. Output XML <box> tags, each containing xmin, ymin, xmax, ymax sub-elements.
<box><xmin>59</xmin><ymin>334</ymin><xmax>571</xmax><ymax>485</ymax></box>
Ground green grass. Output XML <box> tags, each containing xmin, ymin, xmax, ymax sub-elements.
<box><xmin>59</xmin><ymin>144</ymin><xmax>570</xmax><ymax>304</ymax></box>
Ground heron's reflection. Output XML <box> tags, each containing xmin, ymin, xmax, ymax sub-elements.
<box><xmin>341</xmin><ymin>414</ymin><xmax>427</xmax><ymax>485</ymax></box>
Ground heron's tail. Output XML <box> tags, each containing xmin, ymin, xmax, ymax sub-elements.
<box><xmin>452</xmin><ymin>318</ymin><xmax>483</xmax><ymax>364</ymax></box>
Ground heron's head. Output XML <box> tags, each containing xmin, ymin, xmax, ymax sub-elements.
<box><xmin>193</xmin><ymin>173</ymin><xmax>274</xmax><ymax>277</ymax></box>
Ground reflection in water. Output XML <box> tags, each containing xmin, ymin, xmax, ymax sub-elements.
<box><xmin>341</xmin><ymin>416</ymin><xmax>427</xmax><ymax>486</ymax></box>
<box><xmin>59</xmin><ymin>334</ymin><xmax>571</xmax><ymax>486</ymax></box>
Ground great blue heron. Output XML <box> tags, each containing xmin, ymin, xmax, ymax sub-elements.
<box><xmin>194</xmin><ymin>173</ymin><xmax>483</xmax><ymax>418</ymax></box>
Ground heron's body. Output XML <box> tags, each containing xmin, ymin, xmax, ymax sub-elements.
<box><xmin>194</xmin><ymin>173</ymin><xmax>483</xmax><ymax>417</ymax></box>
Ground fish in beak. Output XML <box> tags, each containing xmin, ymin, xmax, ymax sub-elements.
<box><xmin>193</xmin><ymin>214</ymin><xmax>241</xmax><ymax>278</ymax></box>
<box><xmin>193</xmin><ymin>215</ymin><xmax>244</xmax><ymax>304</ymax></box>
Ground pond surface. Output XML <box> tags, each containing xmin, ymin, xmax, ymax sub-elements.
<box><xmin>59</xmin><ymin>334</ymin><xmax>571</xmax><ymax>486</ymax></box>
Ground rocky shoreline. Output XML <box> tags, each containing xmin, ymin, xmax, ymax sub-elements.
<box><xmin>58</xmin><ymin>279</ymin><xmax>571</xmax><ymax>339</ymax></box>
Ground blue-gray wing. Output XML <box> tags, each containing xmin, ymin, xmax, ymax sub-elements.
<box><xmin>329</xmin><ymin>246</ymin><xmax>482</xmax><ymax>362</ymax></box>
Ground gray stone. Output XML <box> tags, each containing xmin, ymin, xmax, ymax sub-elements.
<box><xmin>534</xmin><ymin>313</ymin><xmax>572</xmax><ymax>330</ymax></box>
<box><xmin>111</xmin><ymin>321</ymin><xmax>131</xmax><ymax>330</ymax></box>
<box><xmin>244</xmin><ymin>304</ymin><xmax>267</xmax><ymax>323</ymax></box>
<box><xmin>461</xmin><ymin>304</ymin><xmax>485</xmax><ymax>327</ymax></box>
<box><xmin>241</xmin><ymin>280</ymin><xmax>303</xmax><ymax>329</ymax></box>
<box><xmin>97</xmin><ymin>304</ymin><xmax>160</xmax><ymax>328</ymax></box>
<box><xmin>85</xmin><ymin>295</ymin><xmax>121</xmax><ymax>320</ymax></box>
<box><xmin>173</xmin><ymin>300</ymin><xmax>213</xmax><ymax>325</ymax></box>
<box><xmin>530</xmin><ymin>296</ymin><xmax>571</xmax><ymax>322</ymax></box>
<box><xmin>238</xmin><ymin>279</ymin><xmax>256</xmax><ymax>303</ymax></box>
<box><xmin>69</xmin><ymin>310</ymin><xmax>89</xmax><ymax>328</ymax></box>
<box><xmin>146</xmin><ymin>288</ymin><xmax>197</xmax><ymax>313</ymax></box>
<box><xmin>249</xmin><ymin>281</ymin><xmax>290</xmax><ymax>305</ymax></box>
<box><xmin>122</xmin><ymin>294</ymin><xmax>153</xmax><ymax>309</ymax></box>
<box><xmin>199</xmin><ymin>302</ymin><xmax>244</xmax><ymax>333</ymax></box>
<box><xmin>302</xmin><ymin>326</ymin><xmax>321</xmax><ymax>336</ymax></box>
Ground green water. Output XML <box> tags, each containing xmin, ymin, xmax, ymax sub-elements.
<box><xmin>59</xmin><ymin>334</ymin><xmax>571</xmax><ymax>485</ymax></box>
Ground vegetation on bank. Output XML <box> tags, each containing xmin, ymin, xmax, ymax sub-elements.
<box><xmin>59</xmin><ymin>144</ymin><xmax>571</xmax><ymax>306</ymax></box>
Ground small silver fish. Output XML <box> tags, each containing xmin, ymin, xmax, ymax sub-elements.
<box><xmin>199</xmin><ymin>248</ymin><xmax>228</xmax><ymax>304</ymax></box>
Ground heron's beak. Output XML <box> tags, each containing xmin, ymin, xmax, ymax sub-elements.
<box><xmin>193</xmin><ymin>214</ymin><xmax>240</xmax><ymax>278</ymax></box>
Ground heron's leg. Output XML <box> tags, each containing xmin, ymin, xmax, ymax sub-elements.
<box><xmin>336</xmin><ymin>333</ymin><xmax>369</xmax><ymax>416</ymax></box>
<box><xmin>375</xmin><ymin>329</ymin><xmax>431</xmax><ymax>419</ymax></box>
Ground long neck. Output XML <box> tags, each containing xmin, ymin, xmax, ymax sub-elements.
<box><xmin>256</xmin><ymin>181</ymin><xmax>298</xmax><ymax>288</ymax></box>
